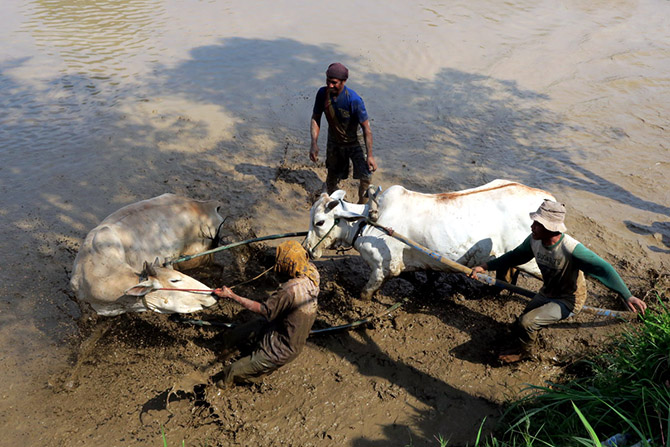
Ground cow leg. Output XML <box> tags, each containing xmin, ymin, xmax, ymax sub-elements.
<box><xmin>418</xmin><ymin>270</ymin><xmax>441</xmax><ymax>296</ymax></box>
<box><xmin>361</xmin><ymin>267</ymin><xmax>386</xmax><ymax>300</ymax></box>
<box><xmin>496</xmin><ymin>267</ymin><xmax>520</xmax><ymax>285</ymax></box>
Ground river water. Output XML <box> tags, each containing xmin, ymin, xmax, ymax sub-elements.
<box><xmin>1</xmin><ymin>0</ymin><xmax>668</xmax><ymax>442</ymax></box>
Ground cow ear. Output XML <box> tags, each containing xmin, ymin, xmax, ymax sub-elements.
<box><xmin>125</xmin><ymin>279</ymin><xmax>156</xmax><ymax>297</ymax></box>
<box><xmin>326</xmin><ymin>200</ymin><xmax>340</xmax><ymax>212</ymax></box>
<box><xmin>335</xmin><ymin>210</ymin><xmax>366</xmax><ymax>220</ymax></box>
<box><xmin>330</xmin><ymin>190</ymin><xmax>346</xmax><ymax>201</ymax></box>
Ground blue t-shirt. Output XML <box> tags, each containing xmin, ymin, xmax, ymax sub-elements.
<box><xmin>313</xmin><ymin>86</ymin><xmax>369</xmax><ymax>146</ymax></box>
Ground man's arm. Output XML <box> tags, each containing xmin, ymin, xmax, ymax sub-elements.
<box><xmin>309</xmin><ymin>112</ymin><xmax>322</xmax><ymax>162</ymax></box>
<box><xmin>360</xmin><ymin>119</ymin><xmax>376</xmax><ymax>172</ymax></box>
<box><xmin>469</xmin><ymin>236</ymin><xmax>534</xmax><ymax>278</ymax></box>
<box><xmin>213</xmin><ymin>286</ymin><xmax>263</xmax><ymax>314</ymax></box>
<box><xmin>572</xmin><ymin>245</ymin><xmax>647</xmax><ymax>313</ymax></box>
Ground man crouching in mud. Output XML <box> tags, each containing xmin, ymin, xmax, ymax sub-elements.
<box><xmin>470</xmin><ymin>200</ymin><xmax>647</xmax><ymax>365</ymax></box>
<box><xmin>211</xmin><ymin>241</ymin><xmax>319</xmax><ymax>388</ymax></box>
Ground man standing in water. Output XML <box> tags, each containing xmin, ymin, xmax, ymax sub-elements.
<box><xmin>309</xmin><ymin>62</ymin><xmax>377</xmax><ymax>204</ymax></box>
<box><xmin>470</xmin><ymin>200</ymin><xmax>647</xmax><ymax>364</ymax></box>
<box><xmin>212</xmin><ymin>241</ymin><xmax>319</xmax><ymax>388</ymax></box>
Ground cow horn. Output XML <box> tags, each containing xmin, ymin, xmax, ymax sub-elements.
<box><xmin>143</xmin><ymin>260</ymin><xmax>158</xmax><ymax>277</ymax></box>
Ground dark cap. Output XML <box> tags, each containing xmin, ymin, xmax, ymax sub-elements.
<box><xmin>326</xmin><ymin>62</ymin><xmax>349</xmax><ymax>80</ymax></box>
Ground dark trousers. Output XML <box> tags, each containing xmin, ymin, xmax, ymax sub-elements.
<box><xmin>325</xmin><ymin>141</ymin><xmax>372</xmax><ymax>204</ymax></box>
<box><xmin>219</xmin><ymin>351</ymin><xmax>279</xmax><ymax>385</ymax></box>
<box><xmin>218</xmin><ymin>318</ymin><xmax>279</xmax><ymax>385</ymax></box>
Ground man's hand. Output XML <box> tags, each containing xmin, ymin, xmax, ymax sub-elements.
<box><xmin>309</xmin><ymin>144</ymin><xmax>319</xmax><ymax>163</ymax></box>
<box><xmin>367</xmin><ymin>154</ymin><xmax>377</xmax><ymax>172</ymax></box>
<box><xmin>469</xmin><ymin>265</ymin><xmax>487</xmax><ymax>279</ymax></box>
<box><xmin>626</xmin><ymin>296</ymin><xmax>647</xmax><ymax>313</ymax></box>
<box><xmin>213</xmin><ymin>286</ymin><xmax>234</xmax><ymax>299</ymax></box>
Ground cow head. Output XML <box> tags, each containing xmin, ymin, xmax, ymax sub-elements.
<box><xmin>304</xmin><ymin>190</ymin><xmax>366</xmax><ymax>259</ymax></box>
<box><xmin>124</xmin><ymin>259</ymin><xmax>217</xmax><ymax>314</ymax></box>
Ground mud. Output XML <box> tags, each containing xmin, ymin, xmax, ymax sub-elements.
<box><xmin>5</xmin><ymin>163</ymin><xmax>663</xmax><ymax>447</ymax></box>
<box><xmin>2</xmin><ymin>1</ymin><xmax>669</xmax><ymax>445</ymax></box>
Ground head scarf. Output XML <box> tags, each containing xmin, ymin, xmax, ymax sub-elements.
<box><xmin>275</xmin><ymin>241</ymin><xmax>319</xmax><ymax>285</ymax></box>
<box><xmin>326</xmin><ymin>62</ymin><xmax>349</xmax><ymax>80</ymax></box>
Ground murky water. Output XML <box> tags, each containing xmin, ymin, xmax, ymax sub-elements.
<box><xmin>1</xmin><ymin>0</ymin><xmax>668</xmax><ymax>439</ymax></box>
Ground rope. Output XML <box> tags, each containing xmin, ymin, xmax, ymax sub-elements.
<box><xmin>174</xmin><ymin>300</ymin><xmax>406</xmax><ymax>335</ymax></box>
<box><xmin>212</xmin><ymin>216</ymin><xmax>229</xmax><ymax>248</ymax></box>
<box><xmin>155</xmin><ymin>288</ymin><xmax>213</xmax><ymax>294</ymax></box>
<box><xmin>163</xmin><ymin>231</ymin><xmax>308</xmax><ymax>266</ymax></box>
<box><xmin>155</xmin><ymin>264</ymin><xmax>274</xmax><ymax>295</ymax></box>
<box><xmin>309</xmin><ymin>219</ymin><xmax>340</xmax><ymax>254</ymax></box>
<box><xmin>310</xmin><ymin>300</ymin><xmax>405</xmax><ymax>335</ymax></box>
<box><xmin>228</xmin><ymin>265</ymin><xmax>274</xmax><ymax>289</ymax></box>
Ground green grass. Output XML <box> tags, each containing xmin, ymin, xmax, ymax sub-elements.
<box><xmin>161</xmin><ymin>426</ymin><xmax>185</xmax><ymax>447</ymax></box>
<box><xmin>485</xmin><ymin>293</ymin><xmax>669</xmax><ymax>447</ymax></box>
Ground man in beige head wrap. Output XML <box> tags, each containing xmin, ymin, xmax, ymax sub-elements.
<box><xmin>471</xmin><ymin>200</ymin><xmax>646</xmax><ymax>364</ymax></box>
<box><xmin>212</xmin><ymin>241</ymin><xmax>319</xmax><ymax>388</ymax></box>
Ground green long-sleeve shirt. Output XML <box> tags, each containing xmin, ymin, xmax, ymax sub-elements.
<box><xmin>487</xmin><ymin>235</ymin><xmax>632</xmax><ymax>299</ymax></box>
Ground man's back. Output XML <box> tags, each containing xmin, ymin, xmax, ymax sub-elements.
<box><xmin>258</xmin><ymin>274</ymin><xmax>319</xmax><ymax>365</ymax></box>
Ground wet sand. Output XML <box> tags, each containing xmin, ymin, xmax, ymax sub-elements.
<box><xmin>1</xmin><ymin>0</ymin><xmax>668</xmax><ymax>445</ymax></box>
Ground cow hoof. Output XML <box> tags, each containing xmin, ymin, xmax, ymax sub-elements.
<box><xmin>360</xmin><ymin>292</ymin><xmax>374</xmax><ymax>301</ymax></box>
<box><xmin>215</xmin><ymin>379</ymin><xmax>234</xmax><ymax>391</ymax></box>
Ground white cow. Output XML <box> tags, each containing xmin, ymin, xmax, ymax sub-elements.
<box><xmin>70</xmin><ymin>193</ymin><xmax>223</xmax><ymax>316</ymax></box>
<box><xmin>305</xmin><ymin>180</ymin><xmax>555</xmax><ymax>299</ymax></box>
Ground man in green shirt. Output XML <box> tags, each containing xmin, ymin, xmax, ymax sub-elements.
<box><xmin>470</xmin><ymin>199</ymin><xmax>647</xmax><ymax>364</ymax></box>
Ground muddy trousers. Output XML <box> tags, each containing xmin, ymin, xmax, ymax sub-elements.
<box><xmin>325</xmin><ymin>141</ymin><xmax>372</xmax><ymax>204</ymax></box>
<box><xmin>218</xmin><ymin>318</ymin><xmax>279</xmax><ymax>385</ymax></box>
<box><xmin>514</xmin><ymin>294</ymin><xmax>573</xmax><ymax>349</ymax></box>
<box><xmin>326</xmin><ymin>173</ymin><xmax>370</xmax><ymax>204</ymax></box>
<box><xmin>220</xmin><ymin>350</ymin><xmax>280</xmax><ymax>386</ymax></box>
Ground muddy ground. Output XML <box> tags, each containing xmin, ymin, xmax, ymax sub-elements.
<box><xmin>9</xmin><ymin>163</ymin><xmax>668</xmax><ymax>447</ymax></box>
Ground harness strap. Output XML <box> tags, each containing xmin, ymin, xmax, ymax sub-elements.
<box><xmin>324</xmin><ymin>89</ymin><xmax>347</xmax><ymax>142</ymax></box>
<box><xmin>351</xmin><ymin>220</ymin><xmax>367</xmax><ymax>247</ymax></box>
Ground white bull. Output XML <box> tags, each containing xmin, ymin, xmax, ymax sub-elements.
<box><xmin>305</xmin><ymin>180</ymin><xmax>555</xmax><ymax>300</ymax></box>
<box><xmin>70</xmin><ymin>193</ymin><xmax>223</xmax><ymax>316</ymax></box>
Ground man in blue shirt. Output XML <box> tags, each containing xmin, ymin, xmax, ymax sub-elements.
<box><xmin>470</xmin><ymin>200</ymin><xmax>647</xmax><ymax>364</ymax></box>
<box><xmin>310</xmin><ymin>62</ymin><xmax>377</xmax><ymax>204</ymax></box>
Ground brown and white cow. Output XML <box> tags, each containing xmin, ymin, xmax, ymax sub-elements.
<box><xmin>305</xmin><ymin>180</ymin><xmax>555</xmax><ymax>299</ymax></box>
<box><xmin>70</xmin><ymin>193</ymin><xmax>223</xmax><ymax>316</ymax></box>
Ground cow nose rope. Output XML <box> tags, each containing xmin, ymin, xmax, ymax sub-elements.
<box><xmin>309</xmin><ymin>218</ymin><xmax>340</xmax><ymax>254</ymax></box>
<box><xmin>154</xmin><ymin>266</ymin><xmax>274</xmax><ymax>294</ymax></box>
<box><xmin>153</xmin><ymin>263</ymin><xmax>276</xmax><ymax>295</ymax></box>
<box><xmin>155</xmin><ymin>288</ymin><xmax>214</xmax><ymax>294</ymax></box>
